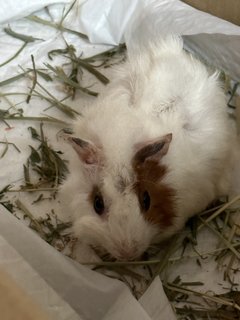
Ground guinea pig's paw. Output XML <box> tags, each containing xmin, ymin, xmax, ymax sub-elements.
<box><xmin>229</xmin><ymin>211</ymin><xmax>240</xmax><ymax>236</ymax></box>
<box><xmin>72</xmin><ymin>241</ymin><xmax>102</xmax><ymax>264</ymax></box>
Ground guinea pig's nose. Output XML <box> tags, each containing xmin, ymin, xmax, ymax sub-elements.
<box><xmin>116</xmin><ymin>246</ymin><xmax>139</xmax><ymax>261</ymax></box>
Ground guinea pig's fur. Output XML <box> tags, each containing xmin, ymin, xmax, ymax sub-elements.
<box><xmin>60</xmin><ymin>36</ymin><xmax>237</xmax><ymax>262</ymax></box>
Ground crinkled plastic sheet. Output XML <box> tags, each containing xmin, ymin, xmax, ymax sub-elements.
<box><xmin>0</xmin><ymin>206</ymin><xmax>176</xmax><ymax>320</ymax></box>
<box><xmin>0</xmin><ymin>1</ymin><xmax>240</xmax><ymax>319</ymax></box>
<box><xmin>79</xmin><ymin>0</ymin><xmax>240</xmax><ymax>80</ymax></box>
<box><xmin>0</xmin><ymin>0</ymin><xmax>70</xmax><ymax>24</ymax></box>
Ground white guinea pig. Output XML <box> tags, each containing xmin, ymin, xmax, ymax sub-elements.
<box><xmin>60</xmin><ymin>36</ymin><xmax>237</xmax><ymax>262</ymax></box>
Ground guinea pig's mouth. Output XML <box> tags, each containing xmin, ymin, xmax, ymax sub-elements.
<box><xmin>90</xmin><ymin>245</ymin><xmax>116</xmax><ymax>262</ymax></box>
<box><xmin>90</xmin><ymin>245</ymin><xmax>149</xmax><ymax>262</ymax></box>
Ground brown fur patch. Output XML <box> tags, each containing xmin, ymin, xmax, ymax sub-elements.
<box><xmin>133</xmin><ymin>159</ymin><xmax>176</xmax><ymax>228</ymax></box>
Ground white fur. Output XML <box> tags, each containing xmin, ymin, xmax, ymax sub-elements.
<box><xmin>60</xmin><ymin>37</ymin><xmax>237</xmax><ymax>262</ymax></box>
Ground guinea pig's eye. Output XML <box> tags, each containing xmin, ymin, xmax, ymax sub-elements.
<box><xmin>142</xmin><ymin>191</ymin><xmax>151</xmax><ymax>211</ymax></box>
<box><xmin>93</xmin><ymin>194</ymin><xmax>105</xmax><ymax>215</ymax></box>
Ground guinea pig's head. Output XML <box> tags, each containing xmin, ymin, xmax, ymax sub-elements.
<box><xmin>66</xmin><ymin>133</ymin><xmax>176</xmax><ymax>261</ymax></box>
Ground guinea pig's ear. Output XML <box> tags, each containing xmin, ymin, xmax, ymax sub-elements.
<box><xmin>133</xmin><ymin>133</ymin><xmax>172</xmax><ymax>165</ymax></box>
<box><xmin>68</xmin><ymin>137</ymin><xmax>101</xmax><ymax>166</ymax></box>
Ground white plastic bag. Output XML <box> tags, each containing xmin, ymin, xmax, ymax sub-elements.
<box><xmin>0</xmin><ymin>0</ymin><xmax>70</xmax><ymax>24</ymax></box>
<box><xmin>79</xmin><ymin>0</ymin><xmax>240</xmax><ymax>80</ymax></box>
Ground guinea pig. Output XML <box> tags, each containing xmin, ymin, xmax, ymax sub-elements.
<box><xmin>60</xmin><ymin>36</ymin><xmax>237</xmax><ymax>262</ymax></box>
